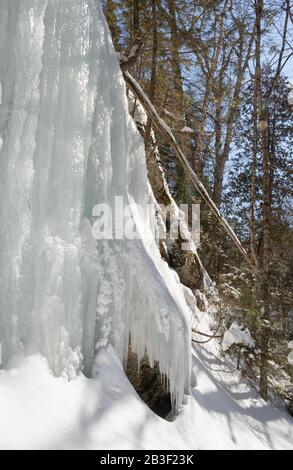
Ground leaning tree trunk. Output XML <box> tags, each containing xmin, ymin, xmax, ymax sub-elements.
<box><xmin>123</xmin><ymin>70</ymin><xmax>258</xmax><ymax>275</ymax></box>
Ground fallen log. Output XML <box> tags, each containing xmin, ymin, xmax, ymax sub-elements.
<box><xmin>122</xmin><ymin>70</ymin><xmax>259</xmax><ymax>276</ymax></box>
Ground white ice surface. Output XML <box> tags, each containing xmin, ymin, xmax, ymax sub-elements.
<box><xmin>0</xmin><ymin>347</ymin><xmax>292</xmax><ymax>450</ymax></box>
<box><xmin>0</xmin><ymin>0</ymin><xmax>191</xmax><ymax>410</ymax></box>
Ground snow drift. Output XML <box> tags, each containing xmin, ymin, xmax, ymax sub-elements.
<box><xmin>0</xmin><ymin>346</ymin><xmax>292</xmax><ymax>450</ymax></box>
<box><xmin>0</xmin><ymin>0</ymin><xmax>191</xmax><ymax>410</ymax></box>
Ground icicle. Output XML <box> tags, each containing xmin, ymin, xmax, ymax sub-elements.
<box><xmin>0</xmin><ymin>0</ymin><xmax>191</xmax><ymax>412</ymax></box>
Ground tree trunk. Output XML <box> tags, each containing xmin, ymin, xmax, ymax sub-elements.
<box><xmin>166</xmin><ymin>0</ymin><xmax>183</xmax><ymax>110</ymax></box>
<box><xmin>212</xmin><ymin>24</ymin><xmax>254</xmax><ymax>208</ymax></box>
<box><xmin>250</xmin><ymin>1</ymin><xmax>262</xmax><ymax>270</ymax></box>
<box><xmin>166</xmin><ymin>0</ymin><xmax>188</xmax><ymax>202</ymax></box>
<box><xmin>132</xmin><ymin>0</ymin><xmax>140</xmax><ymax>39</ymax></box>
<box><xmin>254</xmin><ymin>0</ymin><xmax>271</xmax><ymax>401</ymax></box>
<box><xmin>259</xmin><ymin>110</ymin><xmax>271</xmax><ymax>401</ymax></box>
<box><xmin>212</xmin><ymin>154</ymin><xmax>225</xmax><ymax>209</ymax></box>
<box><xmin>193</xmin><ymin>3</ymin><xmax>228</xmax><ymax>174</ymax></box>
<box><xmin>145</xmin><ymin>0</ymin><xmax>158</xmax><ymax>146</ymax></box>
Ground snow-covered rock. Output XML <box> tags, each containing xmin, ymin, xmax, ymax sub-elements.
<box><xmin>180</xmin><ymin>126</ymin><xmax>194</xmax><ymax>133</ymax></box>
<box><xmin>222</xmin><ymin>322</ymin><xmax>255</xmax><ymax>352</ymax></box>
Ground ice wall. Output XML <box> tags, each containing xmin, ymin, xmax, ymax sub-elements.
<box><xmin>0</xmin><ymin>0</ymin><xmax>191</xmax><ymax>410</ymax></box>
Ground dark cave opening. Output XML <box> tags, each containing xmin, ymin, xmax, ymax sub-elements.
<box><xmin>126</xmin><ymin>347</ymin><xmax>172</xmax><ymax>419</ymax></box>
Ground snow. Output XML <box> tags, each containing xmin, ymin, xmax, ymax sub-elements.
<box><xmin>190</xmin><ymin>346</ymin><xmax>293</xmax><ymax>450</ymax></box>
<box><xmin>222</xmin><ymin>322</ymin><xmax>255</xmax><ymax>352</ymax></box>
<box><xmin>0</xmin><ymin>348</ymin><xmax>194</xmax><ymax>450</ymax></box>
<box><xmin>180</xmin><ymin>126</ymin><xmax>194</xmax><ymax>133</ymax></box>
<box><xmin>0</xmin><ymin>346</ymin><xmax>292</xmax><ymax>450</ymax></box>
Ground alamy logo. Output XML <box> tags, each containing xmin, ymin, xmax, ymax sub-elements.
<box><xmin>91</xmin><ymin>196</ymin><xmax>200</xmax><ymax>250</ymax></box>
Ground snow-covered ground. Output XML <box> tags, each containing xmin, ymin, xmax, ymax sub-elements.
<box><xmin>191</xmin><ymin>347</ymin><xmax>292</xmax><ymax>449</ymax></box>
<box><xmin>0</xmin><ymin>345</ymin><xmax>291</xmax><ymax>450</ymax></box>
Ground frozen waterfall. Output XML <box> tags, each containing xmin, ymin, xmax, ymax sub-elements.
<box><xmin>0</xmin><ymin>0</ymin><xmax>191</xmax><ymax>411</ymax></box>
